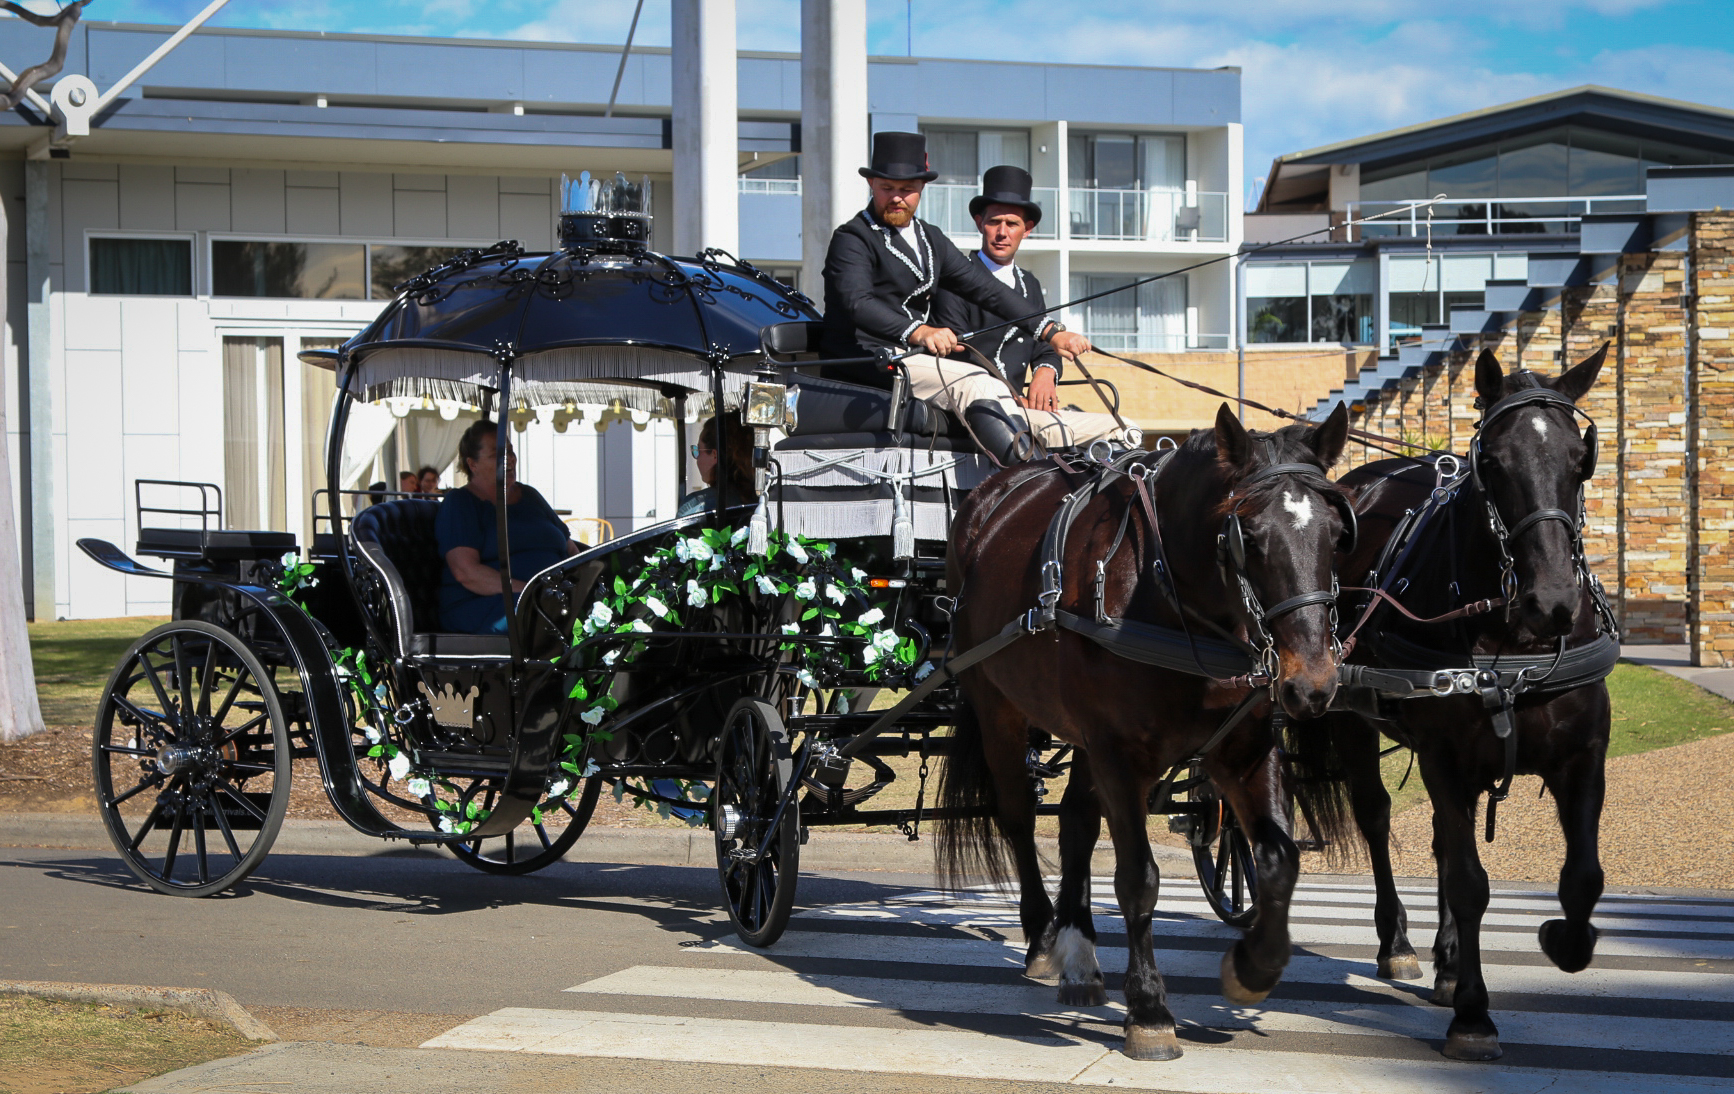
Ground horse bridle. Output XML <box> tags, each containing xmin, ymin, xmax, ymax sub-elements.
<box><xmin>1214</xmin><ymin>461</ymin><xmax>1359</xmax><ymax>681</ymax></box>
<box><xmin>1468</xmin><ymin>381</ymin><xmax>1604</xmax><ymax>625</ymax></box>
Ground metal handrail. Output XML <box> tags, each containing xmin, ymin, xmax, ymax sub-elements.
<box><xmin>136</xmin><ymin>479</ymin><xmax>223</xmax><ymax>532</ymax></box>
<box><xmin>1343</xmin><ymin>194</ymin><xmax>1647</xmax><ymax>239</ymax></box>
<box><xmin>1067</xmin><ymin>188</ymin><xmax>1230</xmax><ymax>243</ymax></box>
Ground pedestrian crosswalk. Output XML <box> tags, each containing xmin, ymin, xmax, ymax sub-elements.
<box><xmin>425</xmin><ymin>877</ymin><xmax>1734</xmax><ymax>1091</ymax></box>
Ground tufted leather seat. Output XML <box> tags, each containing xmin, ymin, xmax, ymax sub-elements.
<box><xmin>351</xmin><ymin>500</ymin><xmax>443</xmax><ymax>632</ymax></box>
<box><xmin>785</xmin><ymin>375</ymin><xmax>971</xmax><ymax>451</ymax></box>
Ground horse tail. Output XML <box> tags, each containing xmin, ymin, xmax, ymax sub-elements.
<box><xmin>1282</xmin><ymin>716</ymin><xmax>1362</xmax><ymax>868</ymax></box>
<box><xmin>934</xmin><ymin>699</ymin><xmax>1011</xmax><ymax>892</ymax></box>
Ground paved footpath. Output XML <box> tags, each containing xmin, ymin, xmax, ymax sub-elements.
<box><xmin>3</xmin><ymin>841</ymin><xmax>1731</xmax><ymax>1093</ymax></box>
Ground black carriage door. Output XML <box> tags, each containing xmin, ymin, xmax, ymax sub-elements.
<box><xmin>223</xmin><ymin>336</ymin><xmax>287</xmax><ymax>531</ymax></box>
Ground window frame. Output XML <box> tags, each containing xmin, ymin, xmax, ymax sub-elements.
<box><xmin>204</xmin><ymin>233</ymin><xmax>499</xmax><ymax>301</ymax></box>
<box><xmin>84</xmin><ymin>230</ymin><xmax>199</xmax><ymax>297</ymax></box>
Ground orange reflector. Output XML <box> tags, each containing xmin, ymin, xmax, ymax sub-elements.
<box><xmin>867</xmin><ymin>577</ymin><xmax>907</xmax><ymax>588</ymax></box>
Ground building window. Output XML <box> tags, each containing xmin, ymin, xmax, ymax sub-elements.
<box><xmin>89</xmin><ymin>237</ymin><xmax>192</xmax><ymax>295</ymax></box>
<box><xmin>1069</xmin><ymin>273</ymin><xmax>1187</xmax><ymax>352</ymax></box>
<box><xmin>740</xmin><ymin>156</ymin><xmax>800</xmax><ymax>193</ymax></box>
<box><xmin>1068</xmin><ymin>133</ymin><xmax>1184</xmax><ymax>191</ymax></box>
<box><xmin>922</xmin><ymin>127</ymin><xmax>1031</xmax><ymax>183</ymax></box>
<box><xmin>1247</xmin><ymin>260</ymin><xmax>1375</xmax><ymax>345</ymax></box>
<box><xmin>213</xmin><ymin>241</ymin><xmax>367</xmax><ymax>299</ymax></box>
<box><xmin>1386</xmin><ymin>253</ymin><xmax>1525</xmax><ymax>346</ymax></box>
<box><xmin>370</xmin><ymin>246</ymin><xmax>467</xmax><ymax>299</ymax></box>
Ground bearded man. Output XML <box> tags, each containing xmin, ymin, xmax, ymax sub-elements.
<box><xmin>819</xmin><ymin>132</ymin><xmax>1126</xmax><ymax>461</ymax></box>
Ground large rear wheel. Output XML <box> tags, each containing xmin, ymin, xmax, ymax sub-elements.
<box><xmin>1190</xmin><ymin>781</ymin><xmax>1259</xmax><ymax>929</ymax></box>
<box><xmin>713</xmin><ymin>698</ymin><xmax>799</xmax><ymax>947</ymax></box>
<box><xmin>93</xmin><ymin>621</ymin><xmax>291</xmax><ymax>897</ymax></box>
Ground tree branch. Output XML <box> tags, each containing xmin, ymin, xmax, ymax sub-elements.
<box><xmin>0</xmin><ymin>1</ymin><xmax>91</xmax><ymax>112</ymax></box>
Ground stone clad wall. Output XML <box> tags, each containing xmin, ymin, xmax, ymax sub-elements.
<box><xmin>1298</xmin><ymin>215</ymin><xmax>1734</xmax><ymax>662</ymax></box>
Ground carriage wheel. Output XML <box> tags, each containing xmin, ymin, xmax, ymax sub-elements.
<box><xmin>446</xmin><ymin>775</ymin><xmax>603</xmax><ymax>875</ymax></box>
<box><xmin>1184</xmin><ymin>765</ymin><xmax>1259</xmax><ymax>929</ymax></box>
<box><xmin>713</xmin><ymin>698</ymin><xmax>799</xmax><ymax>948</ymax></box>
<box><xmin>92</xmin><ymin>621</ymin><xmax>291</xmax><ymax>897</ymax></box>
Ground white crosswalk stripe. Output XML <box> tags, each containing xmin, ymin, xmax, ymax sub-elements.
<box><xmin>425</xmin><ymin>878</ymin><xmax>1734</xmax><ymax>1092</ymax></box>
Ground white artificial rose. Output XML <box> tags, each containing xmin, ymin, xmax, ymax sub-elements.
<box><xmin>280</xmin><ymin>552</ymin><xmax>299</xmax><ymax>568</ymax></box>
<box><xmin>914</xmin><ymin>661</ymin><xmax>935</xmax><ymax>682</ymax></box>
<box><xmin>731</xmin><ymin>525</ymin><xmax>750</xmax><ymax>546</ymax></box>
<box><xmin>786</xmin><ymin>538</ymin><xmax>809</xmax><ymax>563</ymax></box>
<box><xmin>861</xmin><ymin>645</ymin><xmax>880</xmax><ymax>664</ymax></box>
<box><xmin>858</xmin><ymin>607</ymin><xmax>884</xmax><ymax>626</ymax></box>
<box><xmin>438</xmin><ymin>816</ymin><xmax>456</xmax><ymax>833</ymax></box>
<box><xmin>602</xmin><ymin>649</ymin><xmax>619</xmax><ymax>665</ymax></box>
<box><xmin>643</xmin><ymin>596</ymin><xmax>668</xmax><ymax>618</ymax></box>
<box><xmin>364</xmin><ymin>725</ymin><xmax>382</xmax><ymax>744</ymax></box>
<box><xmin>687</xmin><ymin>538</ymin><xmax>714</xmax><ymax>561</ymax></box>
<box><xmin>709</xmin><ymin>555</ymin><xmax>723</xmax><ymax>571</ymax></box>
<box><xmin>825</xmin><ymin>583</ymin><xmax>845</xmax><ymax>605</ymax></box>
<box><xmin>387</xmin><ymin>752</ymin><xmax>411</xmax><ymax>780</ymax></box>
<box><xmin>588</xmin><ymin>601</ymin><xmax>614</xmax><ymax>627</ymax></box>
<box><xmin>873</xmin><ymin>629</ymin><xmax>899</xmax><ymax>652</ymax></box>
<box><xmin>581</xmin><ymin>759</ymin><xmax>601</xmax><ymax>777</ymax></box>
<box><xmin>780</xmin><ymin>623</ymin><xmax>800</xmax><ymax>635</ymax></box>
<box><xmin>548</xmin><ymin>778</ymin><xmax>571</xmax><ymax>798</ymax></box>
<box><xmin>405</xmin><ymin>777</ymin><xmax>432</xmax><ymax>798</ymax></box>
<box><xmin>675</xmin><ymin>539</ymin><xmax>692</xmax><ymax>562</ymax></box>
<box><xmin>756</xmin><ymin>574</ymin><xmax>778</xmax><ymax>596</ymax></box>
<box><xmin>795</xmin><ymin>579</ymin><xmax>817</xmax><ymax>601</ymax></box>
<box><xmin>686</xmin><ymin>579</ymin><xmax>709</xmax><ymax>608</ymax></box>
<box><xmin>851</xmin><ymin>567</ymin><xmax>867</xmax><ymax>582</ymax></box>
<box><xmin>581</xmin><ymin>706</ymin><xmax>606</xmax><ymax>725</ymax></box>
<box><xmin>631</xmin><ymin>619</ymin><xmax>654</xmax><ymax>633</ymax></box>
<box><xmin>797</xmin><ymin>669</ymin><xmax>818</xmax><ymax>688</ymax></box>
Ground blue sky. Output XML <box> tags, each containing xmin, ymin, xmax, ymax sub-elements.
<box><xmin>21</xmin><ymin>1</ymin><xmax>1734</xmax><ymax>202</ymax></box>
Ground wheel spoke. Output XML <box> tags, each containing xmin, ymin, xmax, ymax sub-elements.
<box><xmin>212</xmin><ymin>794</ymin><xmax>244</xmax><ymax>861</ymax></box>
<box><xmin>107</xmin><ymin>772</ymin><xmax>163</xmax><ymax>809</ymax></box>
<box><xmin>136</xmin><ymin>650</ymin><xmax>180</xmax><ymax>724</ymax></box>
<box><xmin>215</xmin><ymin>782</ymin><xmax>267</xmax><ymax>823</ymax></box>
<box><xmin>112</xmin><ymin>694</ymin><xmax>171</xmax><ymax>736</ymax></box>
<box><xmin>1212</xmin><ymin>836</ymin><xmax>1231</xmax><ymax>900</ymax></box>
<box><xmin>171</xmin><ymin>636</ymin><xmax>197</xmax><ymax>727</ymax></box>
<box><xmin>533</xmin><ymin>823</ymin><xmax>553</xmax><ymax>851</ymax></box>
<box><xmin>100</xmin><ymin>744</ymin><xmax>156</xmax><ymax>757</ymax></box>
<box><xmin>224</xmin><ymin>761</ymin><xmax>275</xmax><ymax>775</ymax></box>
<box><xmin>210</xmin><ymin>666</ymin><xmax>250</xmax><ymax>728</ymax></box>
<box><xmin>193</xmin><ymin>812</ymin><xmax>210</xmax><ymax>885</ymax></box>
<box><xmin>197</xmin><ymin>638</ymin><xmax>219</xmax><ymax>719</ymax></box>
<box><xmin>160</xmin><ymin>799</ymin><xmax>187</xmax><ymax>881</ymax></box>
<box><xmin>127</xmin><ymin>801</ymin><xmax>164</xmax><ymax>851</ymax></box>
<box><xmin>216</xmin><ymin>712</ymin><xmax>269</xmax><ymax>747</ymax></box>
<box><xmin>504</xmin><ymin>831</ymin><xmax>515</xmax><ymax>864</ymax></box>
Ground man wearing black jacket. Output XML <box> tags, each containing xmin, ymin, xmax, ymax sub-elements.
<box><xmin>820</xmin><ymin>133</ymin><xmax>1126</xmax><ymax>461</ymax></box>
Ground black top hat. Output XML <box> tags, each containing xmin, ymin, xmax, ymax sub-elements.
<box><xmin>859</xmin><ymin>131</ymin><xmax>938</xmax><ymax>182</ymax></box>
<box><xmin>968</xmin><ymin>165</ymin><xmax>1042</xmax><ymax>227</ymax></box>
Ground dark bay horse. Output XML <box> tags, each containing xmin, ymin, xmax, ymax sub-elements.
<box><xmin>1312</xmin><ymin>347</ymin><xmax>1613</xmax><ymax>1061</ymax></box>
<box><xmin>938</xmin><ymin>404</ymin><xmax>1355</xmax><ymax>1061</ymax></box>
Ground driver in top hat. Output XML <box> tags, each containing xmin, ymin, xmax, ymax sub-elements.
<box><xmin>820</xmin><ymin>132</ymin><xmax>1127</xmax><ymax>462</ymax></box>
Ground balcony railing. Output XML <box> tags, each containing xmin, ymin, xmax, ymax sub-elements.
<box><xmin>918</xmin><ymin>184</ymin><xmax>1060</xmax><ymax>239</ymax></box>
<box><xmin>1069</xmin><ymin>189</ymin><xmax>1229</xmax><ymax>243</ymax></box>
<box><xmin>1345</xmin><ymin>194</ymin><xmax>1646</xmax><ymax>239</ymax></box>
<box><xmin>739</xmin><ymin>177</ymin><xmax>801</xmax><ymax>194</ymax></box>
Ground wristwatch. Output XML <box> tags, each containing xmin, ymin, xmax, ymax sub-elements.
<box><xmin>1037</xmin><ymin>321</ymin><xmax>1066</xmax><ymax>342</ymax></box>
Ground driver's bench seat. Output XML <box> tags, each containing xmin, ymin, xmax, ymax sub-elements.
<box><xmin>350</xmin><ymin>499</ymin><xmax>512</xmax><ymax>659</ymax></box>
<box><xmin>765</xmin><ymin>321</ymin><xmax>972</xmax><ymax>452</ymax></box>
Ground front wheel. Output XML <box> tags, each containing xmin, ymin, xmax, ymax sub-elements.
<box><xmin>446</xmin><ymin>775</ymin><xmax>603</xmax><ymax>875</ymax></box>
<box><xmin>1191</xmin><ymin>791</ymin><xmax>1259</xmax><ymax>929</ymax></box>
<box><xmin>713</xmin><ymin>698</ymin><xmax>800</xmax><ymax>947</ymax></box>
<box><xmin>93</xmin><ymin>621</ymin><xmax>291</xmax><ymax>897</ymax></box>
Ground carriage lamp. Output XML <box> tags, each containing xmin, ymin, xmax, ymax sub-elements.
<box><xmin>743</xmin><ymin>381</ymin><xmax>787</xmax><ymax>428</ymax></box>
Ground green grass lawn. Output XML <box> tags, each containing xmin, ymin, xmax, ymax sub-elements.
<box><xmin>28</xmin><ymin>615</ymin><xmax>164</xmax><ymax>726</ymax></box>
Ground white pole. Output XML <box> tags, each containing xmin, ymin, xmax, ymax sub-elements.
<box><xmin>801</xmin><ymin>0</ymin><xmax>868</xmax><ymax>292</ymax></box>
<box><xmin>671</xmin><ymin>0</ymin><xmax>740</xmax><ymax>258</ymax></box>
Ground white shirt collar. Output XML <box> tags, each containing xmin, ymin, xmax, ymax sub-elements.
<box><xmin>977</xmin><ymin>249</ymin><xmax>1016</xmax><ymax>287</ymax></box>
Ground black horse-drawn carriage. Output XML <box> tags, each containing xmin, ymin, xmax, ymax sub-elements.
<box><xmin>76</xmin><ymin>191</ymin><xmax>1273</xmax><ymax>944</ymax></box>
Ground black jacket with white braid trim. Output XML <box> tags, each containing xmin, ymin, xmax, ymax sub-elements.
<box><xmin>930</xmin><ymin>252</ymin><xmax>1064</xmax><ymax>392</ymax></box>
<box><xmin>819</xmin><ymin>208</ymin><xmax>1048</xmax><ymax>389</ymax></box>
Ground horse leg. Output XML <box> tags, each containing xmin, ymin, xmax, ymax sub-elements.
<box><xmin>1028</xmin><ymin>751</ymin><xmax>1107</xmax><ymax>1005</ymax></box>
<box><xmin>972</xmin><ymin>695</ymin><xmax>1055</xmax><ymax>967</ymax></box>
<box><xmin>1421</xmin><ymin>759</ymin><xmax>1501</xmax><ymax>1061</ymax></box>
<box><xmin>1336</xmin><ymin>718</ymin><xmax>1420</xmax><ymax>980</ymax></box>
<box><xmin>1429</xmin><ymin>806</ymin><xmax>1461</xmax><ymax>1006</ymax></box>
<box><xmin>1097</xmin><ymin>763</ymin><xmax>1182</xmax><ymax>1061</ymax></box>
<box><xmin>1208</xmin><ymin>745</ymin><xmax>1299</xmax><ymax>1003</ymax></box>
<box><xmin>1539</xmin><ymin>747</ymin><xmax>1605</xmax><ymax>973</ymax></box>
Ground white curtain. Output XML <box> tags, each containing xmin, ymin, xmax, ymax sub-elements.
<box><xmin>407</xmin><ymin>412</ymin><xmax>479</xmax><ymax>482</ymax></box>
<box><xmin>341</xmin><ymin>402</ymin><xmax>401</xmax><ymax>491</ymax></box>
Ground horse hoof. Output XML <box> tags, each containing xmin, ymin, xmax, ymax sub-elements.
<box><xmin>1058</xmin><ymin>977</ymin><xmax>1108</xmax><ymax>1007</ymax></box>
<box><xmin>1123</xmin><ymin>1025</ymin><xmax>1184</xmax><ymax>1061</ymax></box>
<box><xmin>1379</xmin><ymin>953</ymin><xmax>1423</xmax><ymax>981</ymax></box>
<box><xmin>1442</xmin><ymin>1029</ymin><xmax>1503</xmax><ymax>1061</ymax></box>
<box><xmin>1431</xmin><ymin>978</ymin><xmax>1456</xmax><ymax>1007</ymax></box>
<box><xmin>1538</xmin><ymin>918</ymin><xmax>1599</xmax><ymax>974</ymax></box>
<box><xmin>1220</xmin><ymin>948</ymin><xmax>1271</xmax><ymax>1005</ymax></box>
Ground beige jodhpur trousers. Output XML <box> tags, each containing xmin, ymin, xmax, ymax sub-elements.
<box><xmin>902</xmin><ymin>353</ymin><xmax>1126</xmax><ymax>450</ymax></box>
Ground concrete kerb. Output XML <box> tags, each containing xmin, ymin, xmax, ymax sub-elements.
<box><xmin>0</xmin><ymin>979</ymin><xmax>279</xmax><ymax>1041</ymax></box>
<box><xmin>0</xmin><ymin>812</ymin><xmax>1196</xmax><ymax>878</ymax></box>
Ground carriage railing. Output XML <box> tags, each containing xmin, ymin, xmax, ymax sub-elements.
<box><xmin>136</xmin><ymin>479</ymin><xmax>224</xmax><ymax>532</ymax></box>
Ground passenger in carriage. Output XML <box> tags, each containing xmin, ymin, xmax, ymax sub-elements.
<box><xmin>416</xmin><ymin>466</ymin><xmax>441</xmax><ymax>495</ymax></box>
<box><xmin>819</xmin><ymin>132</ymin><xmax>1127</xmax><ymax>463</ymax></box>
<box><xmin>435</xmin><ymin>419</ymin><xmax>580</xmax><ymax>634</ymax></box>
<box><xmin>676</xmin><ymin>415</ymin><xmax>758</xmax><ymax>518</ymax></box>
<box><xmin>931</xmin><ymin>166</ymin><xmax>1075</xmax><ymax>424</ymax></box>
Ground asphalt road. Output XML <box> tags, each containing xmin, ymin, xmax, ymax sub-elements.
<box><xmin>4</xmin><ymin>845</ymin><xmax>1733</xmax><ymax>1093</ymax></box>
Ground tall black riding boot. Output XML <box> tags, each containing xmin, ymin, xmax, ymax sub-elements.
<box><xmin>963</xmin><ymin>400</ymin><xmax>1035</xmax><ymax>464</ymax></box>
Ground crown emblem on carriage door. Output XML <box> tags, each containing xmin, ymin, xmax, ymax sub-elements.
<box><xmin>418</xmin><ymin>681</ymin><xmax>479</xmax><ymax>728</ymax></box>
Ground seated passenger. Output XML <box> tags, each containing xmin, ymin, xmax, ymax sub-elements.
<box><xmin>676</xmin><ymin>416</ymin><xmax>758</xmax><ymax>518</ymax></box>
<box><xmin>436</xmin><ymin>420</ymin><xmax>578</xmax><ymax>634</ymax></box>
<box><xmin>417</xmin><ymin>465</ymin><xmax>441</xmax><ymax>495</ymax></box>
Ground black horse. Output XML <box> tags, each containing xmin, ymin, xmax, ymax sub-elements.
<box><xmin>1311</xmin><ymin>346</ymin><xmax>1614</xmax><ymax>1061</ymax></box>
<box><xmin>938</xmin><ymin>405</ymin><xmax>1354</xmax><ymax>1061</ymax></box>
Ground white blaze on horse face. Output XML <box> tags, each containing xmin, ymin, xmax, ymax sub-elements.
<box><xmin>1281</xmin><ymin>489</ymin><xmax>1314</xmax><ymax>531</ymax></box>
<box><xmin>1531</xmin><ymin>416</ymin><xmax>1549</xmax><ymax>440</ymax></box>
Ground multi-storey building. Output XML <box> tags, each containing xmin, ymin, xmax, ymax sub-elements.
<box><xmin>0</xmin><ymin>19</ymin><xmax>1241</xmax><ymax>619</ymax></box>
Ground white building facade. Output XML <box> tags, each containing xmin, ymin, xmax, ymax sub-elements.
<box><xmin>0</xmin><ymin>19</ymin><xmax>1241</xmax><ymax>620</ymax></box>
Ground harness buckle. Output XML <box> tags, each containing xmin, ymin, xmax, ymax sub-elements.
<box><xmin>1093</xmin><ymin>559</ymin><xmax>1110</xmax><ymax>625</ymax></box>
<box><xmin>1037</xmin><ymin>559</ymin><xmax>1063</xmax><ymax>609</ymax></box>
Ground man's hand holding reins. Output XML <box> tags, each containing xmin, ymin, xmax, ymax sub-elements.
<box><xmin>910</xmin><ymin>324</ymin><xmax>959</xmax><ymax>357</ymax></box>
<box><xmin>1050</xmin><ymin>331</ymin><xmax>1091</xmax><ymax>360</ymax></box>
<box><xmin>1022</xmin><ymin>366</ymin><xmax>1059</xmax><ymax>412</ymax></box>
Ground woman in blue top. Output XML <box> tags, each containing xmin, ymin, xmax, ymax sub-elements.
<box><xmin>436</xmin><ymin>419</ymin><xmax>579</xmax><ymax>634</ymax></box>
